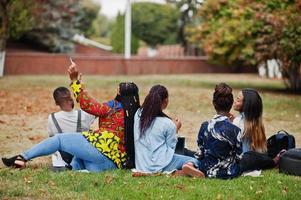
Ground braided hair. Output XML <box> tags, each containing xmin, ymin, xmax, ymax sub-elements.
<box><xmin>115</xmin><ymin>82</ymin><xmax>140</xmax><ymax>168</ymax></box>
<box><xmin>139</xmin><ymin>85</ymin><xmax>169</xmax><ymax>136</ymax></box>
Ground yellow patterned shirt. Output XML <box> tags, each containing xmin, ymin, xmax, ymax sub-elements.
<box><xmin>70</xmin><ymin>81</ymin><xmax>127</xmax><ymax>168</ymax></box>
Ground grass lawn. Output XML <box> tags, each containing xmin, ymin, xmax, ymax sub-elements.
<box><xmin>0</xmin><ymin>74</ymin><xmax>300</xmax><ymax>199</ymax></box>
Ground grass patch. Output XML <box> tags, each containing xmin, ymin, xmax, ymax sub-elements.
<box><xmin>0</xmin><ymin>74</ymin><xmax>300</xmax><ymax>199</ymax></box>
<box><xmin>0</xmin><ymin>168</ymin><xmax>300</xmax><ymax>199</ymax></box>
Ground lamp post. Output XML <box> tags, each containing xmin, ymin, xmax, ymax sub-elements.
<box><xmin>125</xmin><ymin>0</ymin><xmax>131</xmax><ymax>59</ymax></box>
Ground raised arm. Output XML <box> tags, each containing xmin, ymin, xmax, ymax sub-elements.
<box><xmin>68</xmin><ymin>64</ymin><xmax>111</xmax><ymax>117</ymax></box>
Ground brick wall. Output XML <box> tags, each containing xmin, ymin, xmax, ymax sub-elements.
<box><xmin>4</xmin><ymin>52</ymin><xmax>256</xmax><ymax>75</ymax></box>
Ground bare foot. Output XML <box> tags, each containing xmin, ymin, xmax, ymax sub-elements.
<box><xmin>15</xmin><ymin>156</ymin><xmax>26</xmax><ymax>168</ymax></box>
<box><xmin>2</xmin><ymin>155</ymin><xmax>26</xmax><ymax>169</ymax></box>
<box><xmin>182</xmin><ymin>164</ymin><xmax>205</xmax><ymax>178</ymax></box>
<box><xmin>273</xmin><ymin>149</ymin><xmax>286</xmax><ymax>168</ymax></box>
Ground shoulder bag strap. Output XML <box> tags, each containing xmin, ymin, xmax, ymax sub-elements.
<box><xmin>51</xmin><ymin>113</ymin><xmax>63</xmax><ymax>133</ymax></box>
<box><xmin>76</xmin><ymin>110</ymin><xmax>81</xmax><ymax>132</ymax></box>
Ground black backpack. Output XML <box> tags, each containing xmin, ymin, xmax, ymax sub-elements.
<box><xmin>267</xmin><ymin>130</ymin><xmax>295</xmax><ymax>158</ymax></box>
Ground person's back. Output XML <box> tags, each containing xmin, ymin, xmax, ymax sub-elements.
<box><xmin>48</xmin><ymin>87</ymin><xmax>95</xmax><ymax>167</ymax></box>
<box><xmin>195</xmin><ymin>83</ymin><xmax>242</xmax><ymax>179</ymax></box>
<box><xmin>134</xmin><ymin>108</ymin><xmax>177</xmax><ymax>173</ymax></box>
<box><xmin>48</xmin><ymin>110</ymin><xmax>94</xmax><ymax>136</ymax></box>
<box><xmin>133</xmin><ymin>85</ymin><xmax>204</xmax><ymax>177</ymax></box>
<box><xmin>197</xmin><ymin>117</ymin><xmax>241</xmax><ymax>178</ymax></box>
<box><xmin>1</xmin><ymin>65</ymin><xmax>140</xmax><ymax>172</ymax></box>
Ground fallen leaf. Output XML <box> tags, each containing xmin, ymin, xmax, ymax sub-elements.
<box><xmin>30</xmin><ymin>164</ymin><xmax>39</xmax><ymax>170</ymax></box>
<box><xmin>24</xmin><ymin>177</ymin><xmax>32</xmax><ymax>184</ymax></box>
<box><xmin>0</xmin><ymin>91</ymin><xmax>7</xmax><ymax>97</ymax></box>
<box><xmin>48</xmin><ymin>181</ymin><xmax>56</xmax><ymax>187</ymax></box>
<box><xmin>282</xmin><ymin>186</ymin><xmax>288</xmax><ymax>194</ymax></box>
<box><xmin>28</xmin><ymin>135</ymin><xmax>44</xmax><ymax>141</ymax></box>
<box><xmin>104</xmin><ymin>175</ymin><xmax>115</xmax><ymax>184</ymax></box>
<box><xmin>256</xmin><ymin>190</ymin><xmax>263</xmax><ymax>195</ymax></box>
<box><xmin>25</xmin><ymin>105</ymin><xmax>32</xmax><ymax>112</ymax></box>
<box><xmin>175</xmin><ymin>184</ymin><xmax>186</xmax><ymax>191</ymax></box>
<box><xmin>38</xmin><ymin>188</ymin><xmax>46</xmax><ymax>194</ymax></box>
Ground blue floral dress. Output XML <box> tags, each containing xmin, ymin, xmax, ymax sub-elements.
<box><xmin>196</xmin><ymin>115</ymin><xmax>242</xmax><ymax>179</ymax></box>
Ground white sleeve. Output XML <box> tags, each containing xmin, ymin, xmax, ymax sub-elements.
<box><xmin>233</xmin><ymin>116</ymin><xmax>244</xmax><ymax>134</ymax></box>
<box><xmin>81</xmin><ymin>109</ymin><xmax>96</xmax><ymax>128</ymax></box>
<box><xmin>232</xmin><ymin>117</ymin><xmax>240</xmax><ymax>127</ymax></box>
<box><xmin>47</xmin><ymin>115</ymin><xmax>56</xmax><ymax>137</ymax></box>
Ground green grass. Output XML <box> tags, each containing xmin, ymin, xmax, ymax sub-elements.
<box><xmin>0</xmin><ymin>74</ymin><xmax>286</xmax><ymax>90</ymax></box>
<box><xmin>0</xmin><ymin>74</ymin><xmax>300</xmax><ymax>199</ymax></box>
<box><xmin>0</xmin><ymin>168</ymin><xmax>300</xmax><ymax>200</ymax></box>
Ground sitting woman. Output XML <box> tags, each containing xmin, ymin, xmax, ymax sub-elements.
<box><xmin>133</xmin><ymin>85</ymin><xmax>204</xmax><ymax>177</ymax></box>
<box><xmin>195</xmin><ymin>83</ymin><xmax>242</xmax><ymax>179</ymax></box>
<box><xmin>233</xmin><ymin>89</ymin><xmax>279</xmax><ymax>171</ymax></box>
<box><xmin>233</xmin><ymin>89</ymin><xmax>266</xmax><ymax>153</ymax></box>
<box><xmin>2</xmin><ymin>64</ymin><xmax>140</xmax><ymax>172</ymax></box>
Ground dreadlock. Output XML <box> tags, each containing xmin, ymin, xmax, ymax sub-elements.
<box><xmin>116</xmin><ymin>82</ymin><xmax>140</xmax><ymax>168</ymax></box>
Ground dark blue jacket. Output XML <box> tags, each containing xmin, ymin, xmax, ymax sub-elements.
<box><xmin>196</xmin><ymin>115</ymin><xmax>242</xmax><ymax>179</ymax></box>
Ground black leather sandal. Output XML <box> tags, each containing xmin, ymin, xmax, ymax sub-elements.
<box><xmin>2</xmin><ymin>155</ymin><xmax>27</xmax><ymax>168</ymax></box>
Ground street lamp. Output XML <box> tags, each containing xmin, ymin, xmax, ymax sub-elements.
<box><xmin>125</xmin><ymin>0</ymin><xmax>131</xmax><ymax>59</ymax></box>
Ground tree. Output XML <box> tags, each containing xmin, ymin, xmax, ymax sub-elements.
<box><xmin>190</xmin><ymin>0</ymin><xmax>301</xmax><ymax>91</ymax></box>
<box><xmin>23</xmin><ymin>0</ymin><xmax>100</xmax><ymax>53</ymax></box>
<box><xmin>132</xmin><ymin>2</ymin><xmax>179</xmax><ymax>47</ymax></box>
<box><xmin>90</xmin><ymin>14</ymin><xmax>112</xmax><ymax>38</ymax></box>
<box><xmin>0</xmin><ymin>0</ymin><xmax>35</xmax><ymax>76</ymax></box>
<box><xmin>77</xmin><ymin>0</ymin><xmax>100</xmax><ymax>37</ymax></box>
<box><xmin>110</xmin><ymin>13</ymin><xmax>139</xmax><ymax>54</ymax></box>
<box><xmin>256</xmin><ymin>0</ymin><xmax>301</xmax><ymax>91</ymax></box>
<box><xmin>23</xmin><ymin>0</ymin><xmax>82</xmax><ymax>52</ymax></box>
<box><xmin>0</xmin><ymin>0</ymin><xmax>34</xmax><ymax>51</ymax></box>
<box><xmin>167</xmin><ymin>0</ymin><xmax>203</xmax><ymax>54</ymax></box>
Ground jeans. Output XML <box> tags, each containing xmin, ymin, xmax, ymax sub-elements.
<box><xmin>239</xmin><ymin>151</ymin><xmax>275</xmax><ymax>173</ymax></box>
<box><xmin>163</xmin><ymin>153</ymin><xmax>200</xmax><ymax>172</ymax></box>
<box><xmin>22</xmin><ymin>133</ymin><xmax>117</xmax><ymax>172</ymax></box>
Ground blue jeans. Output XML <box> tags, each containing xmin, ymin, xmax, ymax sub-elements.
<box><xmin>22</xmin><ymin>133</ymin><xmax>117</xmax><ymax>172</ymax></box>
<box><xmin>163</xmin><ymin>153</ymin><xmax>200</xmax><ymax>172</ymax></box>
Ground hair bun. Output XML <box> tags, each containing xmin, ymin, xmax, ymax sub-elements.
<box><xmin>213</xmin><ymin>83</ymin><xmax>234</xmax><ymax>112</ymax></box>
<box><xmin>215</xmin><ymin>83</ymin><xmax>232</xmax><ymax>97</ymax></box>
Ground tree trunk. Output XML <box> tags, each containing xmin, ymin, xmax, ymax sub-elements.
<box><xmin>0</xmin><ymin>51</ymin><xmax>5</xmax><ymax>77</ymax></box>
<box><xmin>287</xmin><ymin>62</ymin><xmax>301</xmax><ymax>92</ymax></box>
<box><xmin>0</xmin><ymin>1</ymin><xmax>9</xmax><ymax>77</ymax></box>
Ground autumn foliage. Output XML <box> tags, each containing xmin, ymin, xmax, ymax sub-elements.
<box><xmin>190</xmin><ymin>0</ymin><xmax>301</xmax><ymax>91</ymax></box>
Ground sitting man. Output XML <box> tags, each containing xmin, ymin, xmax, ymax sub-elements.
<box><xmin>48</xmin><ymin>87</ymin><xmax>95</xmax><ymax>170</ymax></box>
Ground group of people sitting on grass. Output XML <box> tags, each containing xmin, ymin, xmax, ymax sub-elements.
<box><xmin>2</xmin><ymin>63</ymin><xmax>283</xmax><ymax>179</ymax></box>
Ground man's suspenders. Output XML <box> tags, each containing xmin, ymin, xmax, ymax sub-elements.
<box><xmin>76</xmin><ymin>110</ymin><xmax>81</xmax><ymax>132</ymax></box>
<box><xmin>51</xmin><ymin>110</ymin><xmax>82</xmax><ymax>165</ymax></box>
<box><xmin>51</xmin><ymin>113</ymin><xmax>63</xmax><ymax>133</ymax></box>
<box><xmin>51</xmin><ymin>110</ymin><xmax>81</xmax><ymax>133</ymax></box>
